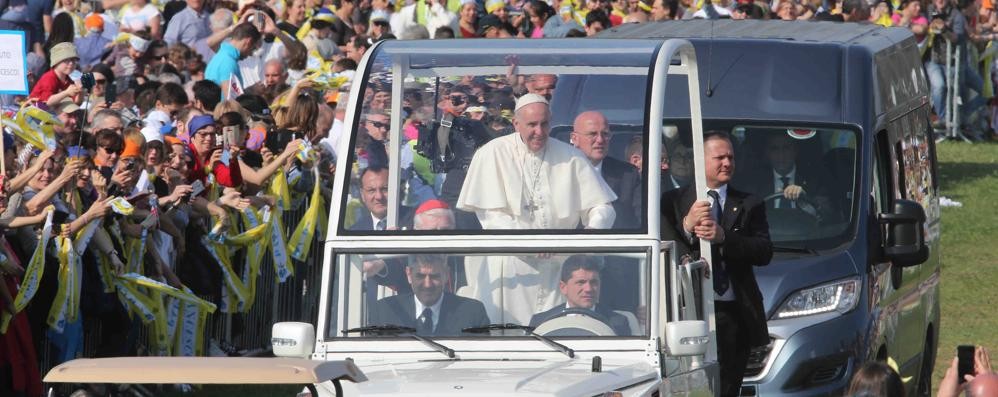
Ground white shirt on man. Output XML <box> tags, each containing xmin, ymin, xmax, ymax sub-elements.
<box><xmin>414</xmin><ymin>294</ymin><xmax>443</xmax><ymax>332</ymax></box>
<box><xmin>772</xmin><ymin>167</ymin><xmax>796</xmax><ymax>208</ymax></box>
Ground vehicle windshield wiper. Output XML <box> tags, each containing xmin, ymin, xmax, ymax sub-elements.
<box><xmin>343</xmin><ymin>324</ymin><xmax>455</xmax><ymax>358</ymax></box>
<box><xmin>463</xmin><ymin>323</ymin><xmax>575</xmax><ymax>358</ymax></box>
<box><xmin>342</xmin><ymin>324</ymin><xmax>416</xmax><ymax>335</ymax></box>
<box><xmin>772</xmin><ymin>245</ymin><xmax>818</xmax><ymax>255</ymax></box>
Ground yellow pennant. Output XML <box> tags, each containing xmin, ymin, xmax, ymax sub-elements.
<box><xmin>0</xmin><ymin>208</ymin><xmax>54</xmax><ymax>332</ymax></box>
<box><xmin>289</xmin><ymin>168</ymin><xmax>324</xmax><ymax>262</ymax></box>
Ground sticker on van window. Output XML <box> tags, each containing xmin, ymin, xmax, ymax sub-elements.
<box><xmin>787</xmin><ymin>129</ymin><xmax>817</xmax><ymax>140</ymax></box>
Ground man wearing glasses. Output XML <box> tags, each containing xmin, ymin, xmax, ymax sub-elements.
<box><xmin>571</xmin><ymin>111</ymin><xmax>641</xmax><ymax>229</ymax></box>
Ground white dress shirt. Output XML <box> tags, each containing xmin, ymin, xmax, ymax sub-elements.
<box><xmin>414</xmin><ymin>294</ymin><xmax>444</xmax><ymax>332</ymax></box>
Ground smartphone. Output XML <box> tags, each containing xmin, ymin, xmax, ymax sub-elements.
<box><xmin>254</xmin><ymin>10</ymin><xmax>264</xmax><ymax>29</ymax></box>
<box><xmin>105</xmin><ymin>82</ymin><xmax>117</xmax><ymax>105</ymax></box>
<box><xmin>52</xmin><ymin>210</ymin><xmax>70</xmax><ymax>224</ymax></box>
<box><xmin>958</xmin><ymin>345</ymin><xmax>975</xmax><ymax>384</ymax></box>
<box><xmin>190</xmin><ymin>180</ymin><xmax>205</xmax><ymax>199</ymax></box>
<box><xmin>222</xmin><ymin>125</ymin><xmax>241</xmax><ymax>148</ymax></box>
<box><xmin>220</xmin><ymin>128</ymin><xmax>232</xmax><ymax>166</ymax></box>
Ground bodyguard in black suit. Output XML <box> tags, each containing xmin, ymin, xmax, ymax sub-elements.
<box><xmin>528</xmin><ymin>255</ymin><xmax>633</xmax><ymax>336</ymax></box>
<box><xmin>661</xmin><ymin>132</ymin><xmax>773</xmax><ymax>397</ymax></box>
<box><xmin>571</xmin><ymin>111</ymin><xmax>642</xmax><ymax>229</ymax></box>
<box><xmin>367</xmin><ymin>254</ymin><xmax>490</xmax><ymax>336</ymax></box>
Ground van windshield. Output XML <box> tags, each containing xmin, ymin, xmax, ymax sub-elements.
<box><xmin>326</xmin><ymin>250</ymin><xmax>650</xmax><ymax>339</ymax></box>
<box><xmin>663</xmin><ymin>123</ymin><xmax>858</xmax><ymax>251</ymax></box>
<box><xmin>337</xmin><ymin>40</ymin><xmax>659</xmax><ymax>235</ymax></box>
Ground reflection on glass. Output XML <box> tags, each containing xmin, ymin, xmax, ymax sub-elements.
<box><xmin>330</xmin><ymin>251</ymin><xmax>649</xmax><ymax>339</ymax></box>
<box><xmin>339</xmin><ymin>43</ymin><xmax>653</xmax><ymax>234</ymax></box>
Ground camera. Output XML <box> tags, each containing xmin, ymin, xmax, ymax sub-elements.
<box><xmin>450</xmin><ymin>95</ymin><xmax>465</xmax><ymax>106</ymax></box>
<box><xmin>123</xmin><ymin>158</ymin><xmax>138</xmax><ymax>172</ymax></box>
<box><xmin>80</xmin><ymin>72</ymin><xmax>96</xmax><ymax>91</ymax></box>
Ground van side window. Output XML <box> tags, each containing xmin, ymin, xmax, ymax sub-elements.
<box><xmin>894</xmin><ymin>141</ymin><xmax>907</xmax><ymax>200</ymax></box>
<box><xmin>872</xmin><ymin>130</ymin><xmax>892</xmax><ymax>213</ymax></box>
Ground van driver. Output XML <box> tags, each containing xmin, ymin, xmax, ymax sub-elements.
<box><xmin>528</xmin><ymin>255</ymin><xmax>631</xmax><ymax>336</ymax></box>
<box><xmin>367</xmin><ymin>254</ymin><xmax>490</xmax><ymax>336</ymax></box>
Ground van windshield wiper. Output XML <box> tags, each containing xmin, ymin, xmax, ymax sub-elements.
<box><xmin>343</xmin><ymin>324</ymin><xmax>455</xmax><ymax>358</ymax></box>
<box><xmin>772</xmin><ymin>245</ymin><xmax>818</xmax><ymax>255</ymax></box>
<box><xmin>463</xmin><ymin>323</ymin><xmax>575</xmax><ymax>358</ymax></box>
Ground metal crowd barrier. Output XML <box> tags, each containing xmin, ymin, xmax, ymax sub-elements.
<box><xmin>940</xmin><ymin>39</ymin><xmax>983</xmax><ymax>142</ymax></box>
<box><xmin>35</xmin><ymin>192</ymin><xmax>329</xmax><ymax>384</ymax></box>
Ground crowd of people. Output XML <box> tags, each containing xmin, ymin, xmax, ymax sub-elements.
<box><xmin>0</xmin><ymin>0</ymin><xmax>992</xmax><ymax>394</ymax></box>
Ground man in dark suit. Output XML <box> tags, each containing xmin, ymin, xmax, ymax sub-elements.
<box><xmin>528</xmin><ymin>255</ymin><xmax>632</xmax><ymax>336</ymax></box>
<box><xmin>350</xmin><ymin>166</ymin><xmax>389</xmax><ymax>231</ymax></box>
<box><xmin>368</xmin><ymin>254</ymin><xmax>490</xmax><ymax>336</ymax></box>
<box><xmin>739</xmin><ymin>132</ymin><xmax>832</xmax><ymax>217</ymax></box>
<box><xmin>661</xmin><ymin>132</ymin><xmax>773</xmax><ymax>397</ymax></box>
<box><xmin>571</xmin><ymin>111</ymin><xmax>642</xmax><ymax>229</ymax></box>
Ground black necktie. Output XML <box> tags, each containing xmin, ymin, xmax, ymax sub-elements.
<box><xmin>707</xmin><ymin>190</ymin><xmax>729</xmax><ymax>296</ymax></box>
<box><xmin>778</xmin><ymin>176</ymin><xmax>791</xmax><ymax>209</ymax></box>
<box><xmin>417</xmin><ymin>308</ymin><xmax>433</xmax><ymax>334</ymax></box>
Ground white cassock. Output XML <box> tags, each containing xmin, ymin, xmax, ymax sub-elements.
<box><xmin>455</xmin><ymin>133</ymin><xmax>618</xmax><ymax>324</ymax></box>
<box><xmin>456</xmin><ymin>133</ymin><xmax>617</xmax><ymax>229</ymax></box>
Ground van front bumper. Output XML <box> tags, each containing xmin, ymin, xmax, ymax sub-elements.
<box><xmin>740</xmin><ymin>309</ymin><xmax>865</xmax><ymax>396</ymax></box>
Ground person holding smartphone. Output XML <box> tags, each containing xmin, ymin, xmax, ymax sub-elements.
<box><xmin>939</xmin><ymin>345</ymin><xmax>998</xmax><ymax>397</ymax></box>
<box><xmin>187</xmin><ymin>115</ymin><xmax>244</xmax><ymax>189</ymax></box>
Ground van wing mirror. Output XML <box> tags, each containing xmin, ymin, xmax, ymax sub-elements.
<box><xmin>272</xmin><ymin>322</ymin><xmax>316</xmax><ymax>358</ymax></box>
<box><xmin>665</xmin><ymin>320</ymin><xmax>709</xmax><ymax>356</ymax></box>
<box><xmin>878</xmin><ymin>199</ymin><xmax>928</xmax><ymax>267</ymax></box>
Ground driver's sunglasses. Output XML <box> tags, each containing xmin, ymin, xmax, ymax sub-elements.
<box><xmin>368</xmin><ymin>120</ymin><xmax>389</xmax><ymax>129</ymax></box>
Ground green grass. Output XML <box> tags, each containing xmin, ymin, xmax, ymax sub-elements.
<box><xmin>932</xmin><ymin>141</ymin><xmax>998</xmax><ymax>391</ymax></box>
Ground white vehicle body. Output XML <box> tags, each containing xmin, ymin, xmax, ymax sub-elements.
<box><xmin>275</xmin><ymin>37</ymin><xmax>723</xmax><ymax>396</ymax></box>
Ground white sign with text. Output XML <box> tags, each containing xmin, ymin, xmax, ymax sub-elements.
<box><xmin>0</xmin><ymin>30</ymin><xmax>29</xmax><ymax>95</ymax></box>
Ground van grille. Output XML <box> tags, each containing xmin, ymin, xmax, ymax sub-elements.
<box><xmin>744</xmin><ymin>339</ymin><xmax>775</xmax><ymax>377</ymax></box>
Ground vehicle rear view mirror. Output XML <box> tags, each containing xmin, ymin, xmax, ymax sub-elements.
<box><xmin>665</xmin><ymin>320</ymin><xmax>709</xmax><ymax>356</ymax></box>
<box><xmin>879</xmin><ymin>199</ymin><xmax>928</xmax><ymax>267</ymax></box>
<box><xmin>272</xmin><ymin>322</ymin><xmax>315</xmax><ymax>358</ymax></box>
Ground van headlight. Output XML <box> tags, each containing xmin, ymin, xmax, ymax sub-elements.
<box><xmin>774</xmin><ymin>277</ymin><xmax>860</xmax><ymax>319</ymax></box>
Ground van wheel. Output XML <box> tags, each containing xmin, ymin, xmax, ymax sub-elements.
<box><xmin>915</xmin><ymin>333</ymin><xmax>934</xmax><ymax>397</ymax></box>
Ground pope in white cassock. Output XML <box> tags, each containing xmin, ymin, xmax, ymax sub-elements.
<box><xmin>455</xmin><ymin>93</ymin><xmax>618</xmax><ymax>324</ymax></box>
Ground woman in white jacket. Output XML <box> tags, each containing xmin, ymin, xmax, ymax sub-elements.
<box><xmin>390</xmin><ymin>0</ymin><xmax>460</xmax><ymax>39</ymax></box>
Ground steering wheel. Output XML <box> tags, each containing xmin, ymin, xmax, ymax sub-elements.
<box><xmin>532</xmin><ymin>308</ymin><xmax>617</xmax><ymax>337</ymax></box>
<box><xmin>763</xmin><ymin>192</ymin><xmax>820</xmax><ymax>219</ymax></box>
<box><xmin>762</xmin><ymin>192</ymin><xmax>820</xmax><ymax>240</ymax></box>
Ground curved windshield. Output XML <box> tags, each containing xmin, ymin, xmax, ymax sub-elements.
<box><xmin>338</xmin><ymin>40</ymin><xmax>658</xmax><ymax>235</ymax></box>
<box><xmin>662</xmin><ymin>121</ymin><xmax>859</xmax><ymax>250</ymax></box>
<box><xmin>326</xmin><ymin>250</ymin><xmax>650</xmax><ymax>339</ymax></box>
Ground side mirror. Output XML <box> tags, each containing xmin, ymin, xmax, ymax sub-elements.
<box><xmin>665</xmin><ymin>320</ymin><xmax>709</xmax><ymax>356</ymax></box>
<box><xmin>272</xmin><ymin>322</ymin><xmax>315</xmax><ymax>358</ymax></box>
<box><xmin>879</xmin><ymin>199</ymin><xmax>928</xmax><ymax>267</ymax></box>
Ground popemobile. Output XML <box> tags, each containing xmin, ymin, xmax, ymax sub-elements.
<box><xmin>268</xmin><ymin>36</ymin><xmax>721</xmax><ymax>396</ymax></box>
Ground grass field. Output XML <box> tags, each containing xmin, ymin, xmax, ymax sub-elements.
<box><xmin>931</xmin><ymin>141</ymin><xmax>998</xmax><ymax>391</ymax></box>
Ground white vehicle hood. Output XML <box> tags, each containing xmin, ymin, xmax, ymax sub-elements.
<box><xmin>343</xmin><ymin>358</ymin><xmax>657</xmax><ymax>396</ymax></box>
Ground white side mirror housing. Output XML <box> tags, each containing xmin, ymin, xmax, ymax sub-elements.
<box><xmin>272</xmin><ymin>322</ymin><xmax>315</xmax><ymax>358</ymax></box>
<box><xmin>665</xmin><ymin>320</ymin><xmax>709</xmax><ymax>356</ymax></box>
